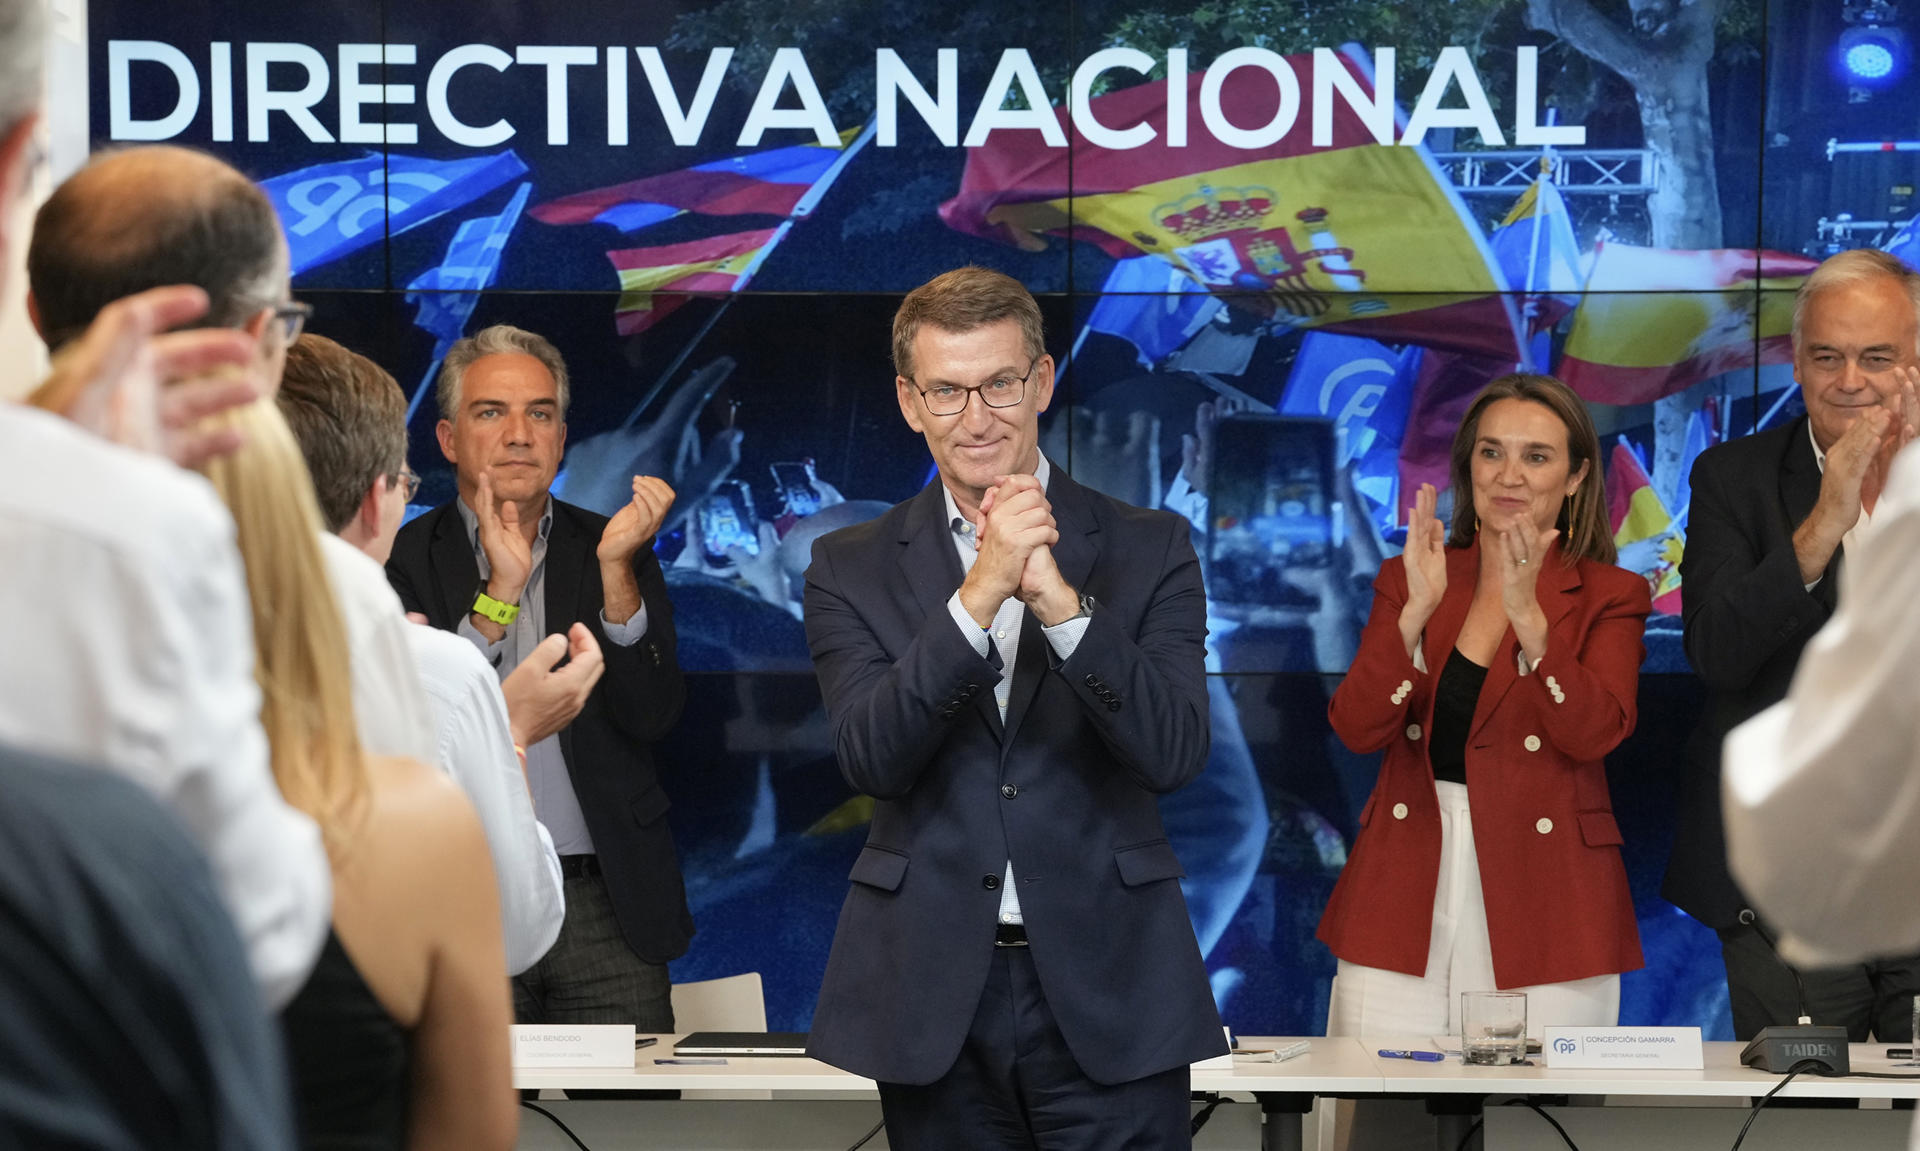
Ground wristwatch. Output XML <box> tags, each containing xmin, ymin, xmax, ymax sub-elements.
<box><xmin>471</xmin><ymin>589</ymin><xmax>520</xmax><ymax>626</ymax></box>
<box><xmin>1070</xmin><ymin>593</ymin><xmax>1096</xmax><ymax>621</ymax></box>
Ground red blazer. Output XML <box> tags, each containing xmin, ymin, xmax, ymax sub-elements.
<box><xmin>1316</xmin><ymin>539</ymin><xmax>1650</xmax><ymax>990</ymax></box>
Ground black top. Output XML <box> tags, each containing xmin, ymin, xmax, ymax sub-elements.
<box><xmin>0</xmin><ymin>742</ymin><xmax>295</xmax><ymax>1150</ymax></box>
<box><xmin>281</xmin><ymin>931</ymin><xmax>410</xmax><ymax>1151</ymax></box>
<box><xmin>1430</xmin><ymin>647</ymin><xmax>1490</xmax><ymax>785</ymax></box>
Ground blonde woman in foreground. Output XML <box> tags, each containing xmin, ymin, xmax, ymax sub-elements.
<box><xmin>199</xmin><ymin>399</ymin><xmax>515</xmax><ymax>1151</ymax></box>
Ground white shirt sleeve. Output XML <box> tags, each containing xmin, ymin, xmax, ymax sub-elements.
<box><xmin>0</xmin><ymin>411</ymin><xmax>332</xmax><ymax>1008</ymax></box>
<box><xmin>321</xmin><ymin>535</ymin><xmax>437</xmax><ymax>763</ymax></box>
<box><xmin>1041</xmin><ymin>612</ymin><xmax>1092</xmax><ymax>659</ymax></box>
<box><xmin>413</xmin><ymin>628</ymin><xmax>565</xmax><ymax>974</ymax></box>
<box><xmin>1724</xmin><ymin>446</ymin><xmax>1920</xmax><ymax>967</ymax></box>
<box><xmin>599</xmin><ymin>603</ymin><xmax>648</xmax><ymax>647</ymax></box>
<box><xmin>947</xmin><ymin>590</ymin><xmax>994</xmax><ymax>658</ymax></box>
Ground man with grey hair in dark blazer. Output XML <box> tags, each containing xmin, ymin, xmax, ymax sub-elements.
<box><xmin>1670</xmin><ymin>247</ymin><xmax>1920</xmax><ymax>1043</ymax></box>
<box><xmin>387</xmin><ymin>323</ymin><xmax>690</xmax><ymax>1029</ymax></box>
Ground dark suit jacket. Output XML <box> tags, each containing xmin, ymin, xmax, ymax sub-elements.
<box><xmin>386</xmin><ymin>498</ymin><xmax>693</xmax><ymax>963</ymax></box>
<box><xmin>800</xmin><ymin>470</ymin><xmax>1225</xmax><ymax>1087</ymax></box>
<box><xmin>1665</xmin><ymin>418</ymin><xmax>1839</xmax><ymax>930</ymax></box>
<box><xmin>1318</xmin><ymin>542</ymin><xmax>1650</xmax><ymax>989</ymax></box>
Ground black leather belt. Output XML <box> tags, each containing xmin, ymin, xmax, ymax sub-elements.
<box><xmin>994</xmin><ymin>923</ymin><xmax>1028</xmax><ymax>948</ymax></box>
<box><xmin>558</xmin><ymin>854</ymin><xmax>601</xmax><ymax>880</ymax></box>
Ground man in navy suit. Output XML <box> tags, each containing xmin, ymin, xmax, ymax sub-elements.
<box><xmin>803</xmin><ymin>267</ymin><xmax>1225</xmax><ymax>1148</ymax></box>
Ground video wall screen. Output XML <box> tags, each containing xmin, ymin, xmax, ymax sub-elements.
<box><xmin>85</xmin><ymin>0</ymin><xmax>1901</xmax><ymax>1035</ymax></box>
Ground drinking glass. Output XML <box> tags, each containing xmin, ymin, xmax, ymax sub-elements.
<box><xmin>1461</xmin><ymin>991</ymin><xmax>1528</xmax><ymax>1065</ymax></box>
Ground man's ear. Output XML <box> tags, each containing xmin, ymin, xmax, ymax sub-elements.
<box><xmin>354</xmin><ymin>478</ymin><xmax>386</xmax><ymax>537</ymax></box>
<box><xmin>1030</xmin><ymin>354</ymin><xmax>1056</xmax><ymax>416</ymax></box>
<box><xmin>896</xmin><ymin>376</ymin><xmax>925</xmax><ymax>434</ymax></box>
<box><xmin>242</xmin><ymin>306</ymin><xmax>273</xmax><ymax>341</ymax></box>
<box><xmin>25</xmin><ymin>291</ymin><xmax>42</xmax><ymax>341</ymax></box>
<box><xmin>436</xmin><ymin>418</ymin><xmax>457</xmax><ymax>463</ymax></box>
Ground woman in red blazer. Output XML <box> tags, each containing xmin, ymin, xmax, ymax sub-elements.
<box><xmin>1319</xmin><ymin>373</ymin><xmax>1651</xmax><ymax>1038</ymax></box>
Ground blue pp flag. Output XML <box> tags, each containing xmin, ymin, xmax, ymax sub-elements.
<box><xmin>1281</xmin><ymin>331</ymin><xmax>1417</xmax><ymax>528</ymax></box>
<box><xmin>1084</xmin><ymin>257</ymin><xmax>1222</xmax><ymax>367</ymax></box>
<box><xmin>263</xmin><ymin>150</ymin><xmax>529</xmax><ymax>276</ymax></box>
<box><xmin>402</xmin><ymin>182</ymin><xmax>533</xmax><ymax>420</ymax></box>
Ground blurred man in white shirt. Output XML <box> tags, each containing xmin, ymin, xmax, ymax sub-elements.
<box><xmin>0</xmin><ymin>17</ymin><xmax>327</xmax><ymax>1005</ymax></box>
<box><xmin>278</xmin><ymin>332</ymin><xmax>602</xmax><ymax>973</ymax></box>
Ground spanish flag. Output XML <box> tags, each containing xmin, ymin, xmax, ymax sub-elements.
<box><xmin>1605</xmin><ymin>441</ymin><xmax>1683</xmax><ymax>615</ymax></box>
<box><xmin>940</xmin><ymin>47</ymin><xmax>1524</xmax><ymax>362</ymax></box>
<box><xmin>533</xmin><ymin>129</ymin><xmax>864</xmax><ymax>234</ymax></box>
<box><xmin>1558</xmin><ymin>243</ymin><xmax>1817</xmax><ymax>407</ymax></box>
<box><xmin>606</xmin><ymin>227</ymin><xmax>778</xmax><ymax>336</ymax></box>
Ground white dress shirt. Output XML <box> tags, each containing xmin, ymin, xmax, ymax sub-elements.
<box><xmin>1725</xmin><ymin>443</ymin><xmax>1920</xmax><ymax>970</ymax></box>
<box><xmin>319</xmin><ymin>532</ymin><xmax>565</xmax><ymax>973</ymax></box>
<box><xmin>0</xmin><ymin>403</ymin><xmax>330</xmax><ymax>1009</ymax></box>
<box><xmin>319</xmin><ymin>534</ymin><xmax>437</xmax><ymax>763</ymax></box>
<box><xmin>940</xmin><ymin>456</ymin><xmax>1091</xmax><ymax>923</ymax></box>
<box><xmin>405</xmin><ymin>622</ymin><xmax>567</xmax><ymax>974</ymax></box>
<box><xmin>1726</xmin><ymin>441</ymin><xmax>1920</xmax><ymax>1151</ymax></box>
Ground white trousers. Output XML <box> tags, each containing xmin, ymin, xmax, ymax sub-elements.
<box><xmin>1327</xmin><ymin>781</ymin><xmax>1619</xmax><ymax>1039</ymax></box>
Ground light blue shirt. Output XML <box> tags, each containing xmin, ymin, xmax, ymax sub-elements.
<box><xmin>455</xmin><ymin>497</ymin><xmax>647</xmax><ymax>856</ymax></box>
<box><xmin>941</xmin><ymin>455</ymin><xmax>1091</xmax><ymax>923</ymax></box>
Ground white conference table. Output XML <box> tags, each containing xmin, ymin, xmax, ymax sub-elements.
<box><xmin>514</xmin><ymin>1035</ymin><xmax>1920</xmax><ymax>1150</ymax></box>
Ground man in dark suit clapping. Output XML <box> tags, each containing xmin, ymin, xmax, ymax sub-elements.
<box><xmin>386</xmin><ymin>324</ymin><xmax>689</xmax><ymax>1029</ymax></box>
<box><xmin>802</xmin><ymin>268</ymin><xmax>1225</xmax><ymax>1148</ymax></box>
<box><xmin>1670</xmin><ymin>248</ymin><xmax>1920</xmax><ymax>1041</ymax></box>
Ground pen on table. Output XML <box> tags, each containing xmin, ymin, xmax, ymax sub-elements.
<box><xmin>654</xmin><ymin>1057</ymin><xmax>727</xmax><ymax>1065</ymax></box>
<box><xmin>1378</xmin><ymin>1049</ymin><xmax>1446</xmax><ymax>1062</ymax></box>
<box><xmin>634</xmin><ymin>1037</ymin><xmax>658</xmax><ymax>1049</ymax></box>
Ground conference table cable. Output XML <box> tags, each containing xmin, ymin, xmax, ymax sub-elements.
<box><xmin>520</xmin><ymin>1097</ymin><xmax>890</xmax><ymax>1151</ymax></box>
<box><xmin>519</xmin><ymin>1100</ymin><xmax>592</xmax><ymax>1150</ymax></box>
<box><xmin>1452</xmin><ymin>1097</ymin><xmax>1583</xmax><ymax>1151</ymax></box>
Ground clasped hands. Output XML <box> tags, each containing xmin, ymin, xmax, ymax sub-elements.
<box><xmin>1795</xmin><ymin>369</ymin><xmax>1920</xmax><ymax>583</ymax></box>
<box><xmin>958</xmin><ymin>475</ymin><xmax>1080</xmax><ymax>628</ymax></box>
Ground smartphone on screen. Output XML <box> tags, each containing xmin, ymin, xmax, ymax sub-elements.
<box><xmin>770</xmin><ymin>460</ymin><xmax>822</xmax><ymax>519</ymax></box>
<box><xmin>1206</xmin><ymin>415</ymin><xmax>1339</xmax><ymax>608</ymax></box>
<box><xmin>698</xmin><ymin>479</ymin><xmax>760</xmax><ymax>562</ymax></box>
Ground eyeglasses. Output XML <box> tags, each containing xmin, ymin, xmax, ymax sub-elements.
<box><xmin>273</xmin><ymin>300</ymin><xmax>314</xmax><ymax>343</ymax></box>
<box><xmin>392</xmin><ymin>465</ymin><xmax>420</xmax><ymax>502</ymax></box>
<box><xmin>909</xmin><ymin>359</ymin><xmax>1038</xmax><ymax>417</ymax></box>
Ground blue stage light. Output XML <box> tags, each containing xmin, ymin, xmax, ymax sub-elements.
<box><xmin>1847</xmin><ymin>39</ymin><xmax>1897</xmax><ymax>78</ymax></box>
<box><xmin>1839</xmin><ymin>23</ymin><xmax>1909</xmax><ymax>87</ymax></box>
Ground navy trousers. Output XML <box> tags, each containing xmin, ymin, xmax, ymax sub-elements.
<box><xmin>877</xmin><ymin>944</ymin><xmax>1192</xmax><ymax>1150</ymax></box>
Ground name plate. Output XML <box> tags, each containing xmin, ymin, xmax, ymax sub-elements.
<box><xmin>511</xmin><ymin>1024</ymin><xmax>637</xmax><ymax>1068</ymax></box>
<box><xmin>1543</xmin><ymin>1026</ymin><xmax>1703</xmax><ymax>1069</ymax></box>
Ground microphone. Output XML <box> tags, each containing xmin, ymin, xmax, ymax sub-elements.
<box><xmin>1736</xmin><ymin>909</ymin><xmax>1850</xmax><ymax>1075</ymax></box>
<box><xmin>1741</xmin><ymin>909</ymin><xmax>1813</xmax><ymax>1026</ymax></box>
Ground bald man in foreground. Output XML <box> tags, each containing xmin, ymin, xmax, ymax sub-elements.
<box><xmin>28</xmin><ymin>145</ymin><xmax>306</xmax><ymax>385</ymax></box>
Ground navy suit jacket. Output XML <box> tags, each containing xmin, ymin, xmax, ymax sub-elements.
<box><xmin>385</xmin><ymin>497</ymin><xmax>694</xmax><ymax>963</ymax></box>
<box><xmin>801</xmin><ymin>469</ymin><xmax>1226</xmax><ymax>1086</ymax></box>
<box><xmin>1666</xmin><ymin>418</ymin><xmax>1840</xmax><ymax>930</ymax></box>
